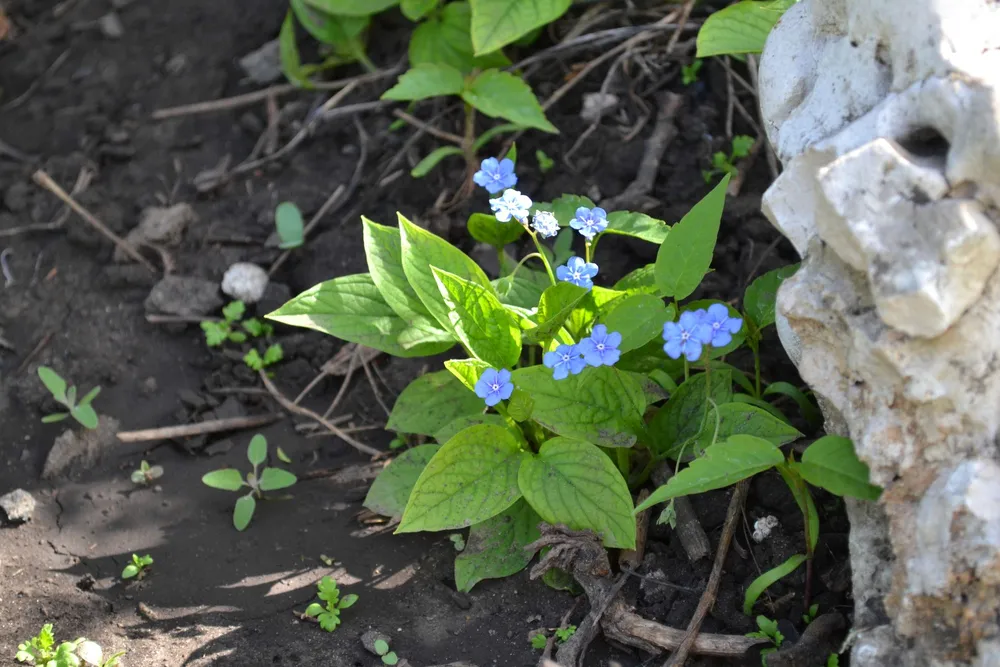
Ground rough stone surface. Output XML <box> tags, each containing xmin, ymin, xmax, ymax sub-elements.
<box><xmin>0</xmin><ymin>489</ymin><xmax>37</xmax><ymax>523</ymax></box>
<box><xmin>238</xmin><ymin>40</ymin><xmax>281</xmax><ymax>85</ymax></box>
<box><xmin>221</xmin><ymin>262</ymin><xmax>269</xmax><ymax>304</ymax></box>
<box><xmin>43</xmin><ymin>415</ymin><xmax>121</xmax><ymax>480</ymax></box>
<box><xmin>117</xmin><ymin>203</ymin><xmax>196</xmax><ymax>261</ymax></box>
<box><xmin>758</xmin><ymin>0</ymin><xmax>1000</xmax><ymax>664</ymax></box>
<box><xmin>145</xmin><ymin>275</ymin><xmax>222</xmax><ymax>316</ymax></box>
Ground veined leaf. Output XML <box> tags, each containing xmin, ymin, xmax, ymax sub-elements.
<box><xmin>743</xmin><ymin>553</ymin><xmax>807</xmax><ymax>615</ymax></box>
<box><xmin>387</xmin><ymin>370</ymin><xmax>485</xmax><ymax>437</ymax></box>
<box><xmin>383</xmin><ymin>63</ymin><xmax>466</xmax><ymax>101</ymax></box>
<box><xmin>599</xmin><ymin>294</ymin><xmax>674</xmax><ymax>354</ymax></box>
<box><xmin>744</xmin><ymin>264</ymin><xmax>798</xmax><ymax>330</ymax></box>
<box><xmin>523</xmin><ymin>282</ymin><xmax>588</xmax><ymax>345</ymax></box>
<box><xmin>696</xmin><ymin>0</ymin><xmax>796</xmax><ymax>58</ymax></box>
<box><xmin>470</xmin><ymin>0</ymin><xmax>572</xmax><ymax>54</ymax></box>
<box><xmin>433</xmin><ymin>268</ymin><xmax>522</xmax><ymax>368</ymax></box>
<box><xmin>410</xmin><ymin>1</ymin><xmax>510</xmax><ymax>72</ymax></box>
<box><xmin>455</xmin><ymin>499</ymin><xmax>541</xmax><ymax>592</ymax></box>
<box><xmin>649</xmin><ymin>370</ymin><xmax>733</xmax><ymax>459</ymax></box>
<box><xmin>290</xmin><ymin>0</ymin><xmax>369</xmax><ymax>46</ymax></box>
<box><xmin>603</xmin><ymin>211</ymin><xmax>670</xmax><ymax>244</ymax></box>
<box><xmin>467</xmin><ymin>212</ymin><xmax>526</xmax><ymax>248</ymax></box>
<box><xmin>798</xmin><ymin>435</ymin><xmax>881</xmax><ymax>501</ymax></box>
<box><xmin>364</xmin><ymin>444</ymin><xmax>441</xmax><ymax>518</ymax></box>
<box><xmin>434</xmin><ymin>414</ymin><xmax>506</xmax><ymax>444</ymax></box>
<box><xmin>462</xmin><ymin>69</ymin><xmax>557</xmax><ymax>133</ymax></box>
<box><xmin>302</xmin><ymin>0</ymin><xmax>399</xmax><ymax>17</ymax></box>
<box><xmin>444</xmin><ymin>358</ymin><xmax>492</xmax><ymax>392</ymax></box>
<box><xmin>694</xmin><ymin>402</ymin><xmax>802</xmax><ymax>450</ymax></box>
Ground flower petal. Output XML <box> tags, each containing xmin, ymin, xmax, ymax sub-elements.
<box><xmin>664</xmin><ymin>339</ymin><xmax>683</xmax><ymax>359</ymax></box>
<box><xmin>605</xmin><ymin>331</ymin><xmax>622</xmax><ymax>348</ymax></box>
<box><xmin>497</xmin><ymin>368</ymin><xmax>511</xmax><ymax>384</ymax></box>
<box><xmin>682</xmin><ymin>339</ymin><xmax>703</xmax><ymax>362</ymax></box>
<box><xmin>543</xmin><ymin>351</ymin><xmax>560</xmax><ymax>368</ymax></box>
<box><xmin>499</xmin><ymin>382</ymin><xmax>514</xmax><ymax>400</ymax></box>
<box><xmin>711</xmin><ymin>331</ymin><xmax>733</xmax><ymax>348</ymax></box>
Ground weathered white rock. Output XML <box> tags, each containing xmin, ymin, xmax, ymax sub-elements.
<box><xmin>117</xmin><ymin>203</ymin><xmax>196</xmax><ymax>261</ymax></box>
<box><xmin>239</xmin><ymin>40</ymin><xmax>282</xmax><ymax>85</ymax></box>
<box><xmin>0</xmin><ymin>489</ymin><xmax>36</xmax><ymax>523</ymax></box>
<box><xmin>758</xmin><ymin>0</ymin><xmax>1000</xmax><ymax>664</ymax></box>
<box><xmin>43</xmin><ymin>416</ymin><xmax>121</xmax><ymax>480</ymax></box>
<box><xmin>145</xmin><ymin>275</ymin><xmax>222</xmax><ymax>316</ymax></box>
<box><xmin>221</xmin><ymin>262</ymin><xmax>269</xmax><ymax>304</ymax></box>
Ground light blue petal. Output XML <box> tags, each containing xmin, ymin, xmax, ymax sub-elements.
<box><xmin>570</xmin><ymin>357</ymin><xmax>588</xmax><ymax>374</ymax></box>
<box><xmin>474</xmin><ymin>379</ymin><xmax>490</xmax><ymax>398</ymax></box>
<box><xmin>605</xmin><ymin>331</ymin><xmax>622</xmax><ymax>348</ymax></box>
<box><xmin>543</xmin><ymin>351</ymin><xmax>560</xmax><ymax>368</ymax></box>
<box><xmin>726</xmin><ymin>317</ymin><xmax>743</xmax><ymax>334</ymax></box>
<box><xmin>711</xmin><ymin>331</ymin><xmax>733</xmax><ymax>347</ymax></box>
<box><xmin>603</xmin><ymin>349</ymin><xmax>620</xmax><ymax>366</ymax></box>
<box><xmin>552</xmin><ymin>364</ymin><xmax>569</xmax><ymax>380</ymax></box>
<box><xmin>682</xmin><ymin>339</ymin><xmax>703</xmax><ymax>362</ymax></box>
<box><xmin>499</xmin><ymin>382</ymin><xmax>514</xmax><ymax>400</ymax></box>
<box><xmin>497</xmin><ymin>368</ymin><xmax>512</xmax><ymax>383</ymax></box>
<box><xmin>484</xmin><ymin>392</ymin><xmax>501</xmax><ymax>406</ymax></box>
<box><xmin>664</xmin><ymin>339</ymin><xmax>683</xmax><ymax>359</ymax></box>
<box><xmin>707</xmin><ymin>303</ymin><xmax>729</xmax><ymax>321</ymax></box>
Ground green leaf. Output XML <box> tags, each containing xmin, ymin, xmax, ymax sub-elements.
<box><xmin>764</xmin><ymin>381</ymin><xmax>822</xmax><ymax>426</ymax></box>
<box><xmin>398</xmin><ymin>213</ymin><xmax>492</xmax><ymax>334</ymax></box>
<box><xmin>223</xmin><ymin>300</ymin><xmax>246</xmax><ymax>322</ymax></box>
<box><xmin>387</xmin><ymin>370</ymin><xmax>485</xmax><ymax>436</ymax></box>
<box><xmin>467</xmin><ymin>212</ymin><xmax>526</xmax><ymax>248</ymax></box>
<box><xmin>275</xmin><ymin>201</ymin><xmax>305</xmax><ymax>249</ymax></box>
<box><xmin>469</xmin><ymin>0</ymin><xmax>572</xmax><ymax>54</ymax></box>
<box><xmin>519</xmin><ymin>437</ymin><xmax>636</xmax><ymax>548</ymax></box>
<box><xmin>743</xmin><ymin>554</ymin><xmax>807</xmax><ymax>615</ymax></box>
<box><xmin>798</xmin><ymin>436</ymin><xmax>881</xmax><ymax>501</ymax></box>
<box><xmin>506</xmin><ymin>388</ymin><xmax>534</xmax><ymax>422</ymax></box>
<box><xmin>462</xmin><ymin>69</ymin><xmax>557</xmax><ymax>133</ymax></box>
<box><xmin>492</xmin><ymin>275</ymin><xmax>545</xmax><ymax>309</ymax></box>
<box><xmin>523</xmin><ymin>282</ymin><xmax>589</xmax><ymax>345</ymax></box>
<box><xmin>247</xmin><ymin>434</ymin><xmax>268</xmax><ymax>466</ymax></box>
<box><xmin>383</xmin><ymin>63</ymin><xmax>466</xmax><ymax>101</ymax></box>
<box><xmin>401</xmin><ymin>0</ymin><xmax>439</xmax><ymax>20</ymax></box>
<box><xmin>202</xmin><ymin>469</ymin><xmax>246</xmax><ymax>491</ymax></box>
<box><xmin>513</xmin><ymin>366</ymin><xmax>646</xmax><ymax>448</ymax></box>
<box><xmin>290</xmin><ymin>0</ymin><xmax>369</xmax><ymax>46</ymax></box>
<box><xmin>339</xmin><ymin>593</ymin><xmax>359</xmax><ymax>609</ymax></box>
<box><xmin>122</xmin><ymin>564</ymin><xmax>139</xmax><ymax>579</ymax></box>
<box><xmin>603</xmin><ymin>211</ymin><xmax>670</xmax><ymax>244</ymax></box>
<box><xmin>71</xmin><ymin>404</ymin><xmax>99</xmax><ymax>430</ymax></box>
<box><xmin>374</xmin><ymin>638</ymin><xmax>391</xmax><ymax>655</ymax></box>
<box><xmin>434</xmin><ymin>414</ymin><xmax>507</xmax><ymax>443</ymax></box>
<box><xmin>79</xmin><ymin>385</ymin><xmax>101</xmax><ymax>406</ymax></box>
<box><xmin>433</xmin><ymin>267</ymin><xmax>522</xmax><ymax>368</ymax></box>
<box><xmin>444</xmin><ymin>358</ymin><xmax>492</xmax><ymax>392</ymax></box>
<box><xmin>649</xmin><ymin>370</ymin><xmax>733</xmax><ymax>459</ymax></box>
<box><xmin>635</xmin><ymin>435</ymin><xmax>784</xmax><ymax>512</ymax></box>
<box><xmin>37</xmin><ymin>366</ymin><xmax>67</xmax><ymax>402</ymax></box>
<box><xmin>732</xmin><ymin>393</ymin><xmax>792</xmax><ymax>424</ymax></box>
<box><xmin>410</xmin><ymin>1</ymin><xmax>510</xmax><ymax>73</ymax></box>
<box><xmin>695</xmin><ymin>402</ymin><xmax>802</xmax><ymax>451</ymax></box>
<box><xmin>258</xmin><ymin>468</ymin><xmax>298</xmax><ymax>492</ymax></box>
<box><xmin>279</xmin><ymin>11</ymin><xmax>311</xmax><ymax>88</ymax></box>
<box><xmin>777</xmin><ymin>463</ymin><xmax>819</xmax><ymax>551</ymax></box>
<box><xmin>305</xmin><ymin>602</ymin><xmax>324</xmax><ymax>617</ymax></box>
<box><xmin>364</xmin><ymin>444</ymin><xmax>441</xmax><ymax>518</ymax></box>
<box><xmin>398</xmin><ymin>424</ymin><xmax>528</xmax><ymax>532</ymax></box>
<box><xmin>744</xmin><ymin>264</ymin><xmax>798</xmax><ymax>330</ymax></box>
<box><xmin>318</xmin><ymin>611</ymin><xmax>341</xmax><ymax>631</ymax></box>
<box><xmin>263</xmin><ymin>344</ymin><xmax>284</xmax><ymax>366</ymax></box>
<box><xmin>654</xmin><ymin>175</ymin><xmax>730</xmax><ymax>300</ymax></box>
<box><xmin>411</xmin><ymin>145</ymin><xmax>465</xmax><ymax>177</ymax></box>
<box><xmin>696</xmin><ymin>0</ymin><xmax>796</xmax><ymax>58</ymax></box>
<box><xmin>243</xmin><ymin>348</ymin><xmax>264</xmax><ymax>371</ymax></box>
<box><xmin>233</xmin><ymin>494</ymin><xmax>257</xmax><ymax>531</ymax></box>
<box><xmin>613</xmin><ymin>264</ymin><xmax>660</xmax><ymax>296</ymax></box>
<box><xmin>266</xmin><ymin>273</ymin><xmax>453</xmax><ymax>358</ymax></box>
<box><xmin>471</xmin><ymin>123</ymin><xmax>524</xmax><ymax>152</ymax></box>
<box><xmin>455</xmin><ymin>499</ymin><xmax>541</xmax><ymax>592</ymax></box>
<box><xmin>383</xmin><ymin>652</ymin><xmax>399</xmax><ymax>665</ymax></box>
<box><xmin>302</xmin><ymin>0</ymin><xmax>399</xmax><ymax>17</ymax></box>
<box><xmin>534</xmin><ymin>194</ymin><xmax>596</xmax><ymax>228</ymax></box>
<box><xmin>600</xmin><ymin>295</ymin><xmax>674</xmax><ymax>354</ymax></box>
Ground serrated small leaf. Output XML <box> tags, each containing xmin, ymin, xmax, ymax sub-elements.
<box><xmin>37</xmin><ymin>366</ymin><xmax>67</xmax><ymax>402</ymax></box>
<box><xmin>470</xmin><ymin>0</ymin><xmax>572</xmax><ymax>54</ymax></box>
<box><xmin>397</xmin><ymin>424</ymin><xmax>527</xmax><ymax>532</ymax></box>
<box><xmin>603</xmin><ymin>211</ymin><xmax>670</xmax><ymax>244</ymax></box>
<box><xmin>455</xmin><ymin>499</ymin><xmax>541</xmax><ymax>592</ymax></box>
<box><xmin>258</xmin><ymin>468</ymin><xmax>297</xmax><ymax>492</ymax></box>
<box><xmin>233</xmin><ymin>494</ymin><xmax>257</xmax><ymax>531</ymax></box>
<box><xmin>743</xmin><ymin>553</ymin><xmax>807</xmax><ymax>615</ymax></box>
<box><xmin>799</xmin><ymin>436</ymin><xmax>881</xmax><ymax>501</ymax></box>
<box><xmin>462</xmin><ymin>69</ymin><xmax>557</xmax><ymax>133</ymax></box>
<box><xmin>388</xmin><ymin>370</ymin><xmax>485</xmax><ymax>436</ymax></box>
<box><xmin>636</xmin><ymin>435</ymin><xmax>784</xmax><ymax>512</ymax></box>
<box><xmin>519</xmin><ymin>438</ymin><xmax>635</xmax><ymax>548</ymax></box>
<box><xmin>383</xmin><ymin>63</ymin><xmax>466</xmax><ymax>101</ymax></box>
<box><xmin>655</xmin><ymin>175</ymin><xmax>730</xmax><ymax>300</ymax></box>
<box><xmin>696</xmin><ymin>0</ymin><xmax>796</xmax><ymax>58</ymax></box>
<box><xmin>202</xmin><ymin>469</ymin><xmax>246</xmax><ymax>491</ymax></box>
<box><xmin>364</xmin><ymin>444</ymin><xmax>441</xmax><ymax>518</ymax></box>
<box><xmin>433</xmin><ymin>267</ymin><xmax>522</xmax><ymax>369</ymax></box>
<box><xmin>744</xmin><ymin>264</ymin><xmax>798</xmax><ymax>330</ymax></box>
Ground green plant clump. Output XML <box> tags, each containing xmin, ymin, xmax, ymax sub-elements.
<box><xmin>703</xmin><ymin>134</ymin><xmax>754</xmax><ymax>183</ymax></box>
<box><xmin>302</xmin><ymin>575</ymin><xmax>358</xmax><ymax>632</ymax></box>
<box><xmin>130</xmin><ymin>460</ymin><xmax>164</xmax><ymax>486</ymax></box>
<box><xmin>15</xmin><ymin>624</ymin><xmax>124</xmax><ymax>667</ymax></box>
<box><xmin>37</xmin><ymin>367</ymin><xmax>101</xmax><ymax>430</ymax></box>
<box><xmin>267</xmin><ymin>152</ymin><xmax>880</xmax><ymax>599</ymax></box>
<box><xmin>202</xmin><ymin>434</ymin><xmax>298</xmax><ymax>531</ymax></box>
<box><xmin>201</xmin><ymin>301</ymin><xmax>283</xmax><ymax>372</ymax></box>
<box><xmin>121</xmin><ymin>553</ymin><xmax>153</xmax><ymax>580</ymax></box>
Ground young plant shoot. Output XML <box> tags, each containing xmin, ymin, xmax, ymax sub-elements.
<box><xmin>202</xmin><ymin>434</ymin><xmax>297</xmax><ymax>531</ymax></box>
<box><xmin>37</xmin><ymin>366</ymin><xmax>101</xmax><ymax>430</ymax></box>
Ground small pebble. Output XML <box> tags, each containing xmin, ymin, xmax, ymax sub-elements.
<box><xmin>98</xmin><ymin>12</ymin><xmax>124</xmax><ymax>39</ymax></box>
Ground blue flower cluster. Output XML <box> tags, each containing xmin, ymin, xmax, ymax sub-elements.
<box><xmin>474</xmin><ymin>368</ymin><xmax>513</xmax><ymax>406</ymax></box>
<box><xmin>543</xmin><ymin>324</ymin><xmax>621</xmax><ymax>380</ymax></box>
<box><xmin>662</xmin><ymin>304</ymin><xmax>742</xmax><ymax>362</ymax></box>
<box><xmin>556</xmin><ymin>256</ymin><xmax>598</xmax><ymax>290</ymax></box>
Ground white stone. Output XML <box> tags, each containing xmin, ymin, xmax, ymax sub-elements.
<box><xmin>758</xmin><ymin>0</ymin><xmax>1000</xmax><ymax>664</ymax></box>
<box><xmin>221</xmin><ymin>263</ymin><xmax>269</xmax><ymax>304</ymax></box>
<box><xmin>0</xmin><ymin>488</ymin><xmax>36</xmax><ymax>523</ymax></box>
<box><xmin>76</xmin><ymin>641</ymin><xmax>103</xmax><ymax>667</ymax></box>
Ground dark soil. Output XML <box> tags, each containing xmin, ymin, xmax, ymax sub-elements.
<box><xmin>0</xmin><ymin>1</ymin><xmax>849</xmax><ymax>666</ymax></box>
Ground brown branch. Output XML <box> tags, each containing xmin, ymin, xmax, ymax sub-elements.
<box><xmin>392</xmin><ymin>109</ymin><xmax>464</xmax><ymax>145</ymax></box>
<box><xmin>116</xmin><ymin>414</ymin><xmax>282</xmax><ymax>443</ymax></box>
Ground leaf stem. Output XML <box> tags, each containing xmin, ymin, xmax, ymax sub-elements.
<box><xmin>528</xmin><ymin>230</ymin><xmax>557</xmax><ymax>285</ymax></box>
<box><xmin>584</xmin><ymin>240</ymin><xmax>592</xmax><ymax>263</ymax></box>
<box><xmin>616</xmin><ymin>448</ymin><xmax>631</xmax><ymax>479</ymax></box>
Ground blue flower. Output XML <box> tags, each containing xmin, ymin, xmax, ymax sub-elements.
<box><xmin>489</xmin><ymin>189</ymin><xmax>532</xmax><ymax>223</ymax></box>
<box><xmin>579</xmin><ymin>324</ymin><xmax>622</xmax><ymax>367</ymax></box>
<box><xmin>531</xmin><ymin>210</ymin><xmax>560</xmax><ymax>239</ymax></box>
<box><xmin>556</xmin><ymin>256</ymin><xmax>598</xmax><ymax>290</ymax></box>
<box><xmin>703</xmin><ymin>303</ymin><xmax>743</xmax><ymax>348</ymax></box>
<box><xmin>473</xmin><ymin>157</ymin><xmax>517</xmax><ymax>194</ymax></box>
<box><xmin>474</xmin><ymin>367</ymin><xmax>514</xmax><ymax>407</ymax></box>
<box><xmin>543</xmin><ymin>344</ymin><xmax>586</xmax><ymax>380</ymax></box>
<box><xmin>662</xmin><ymin>310</ymin><xmax>713</xmax><ymax>362</ymax></box>
<box><xmin>569</xmin><ymin>206</ymin><xmax>608</xmax><ymax>240</ymax></box>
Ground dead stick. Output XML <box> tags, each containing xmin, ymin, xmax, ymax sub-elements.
<box><xmin>653</xmin><ymin>462</ymin><xmax>711</xmax><ymax>562</ymax></box>
<box><xmin>32</xmin><ymin>170</ymin><xmax>157</xmax><ymax>272</ymax></box>
<box><xmin>259</xmin><ymin>371</ymin><xmax>383</xmax><ymax>457</ymax></box>
<box><xmin>603</xmin><ymin>601</ymin><xmax>763</xmax><ymax>657</ymax></box>
<box><xmin>116</xmin><ymin>414</ymin><xmax>282</xmax><ymax>443</ymax></box>
<box><xmin>391</xmin><ymin>109</ymin><xmax>464</xmax><ymax>145</ymax></box>
<box><xmin>662</xmin><ymin>479</ymin><xmax>751</xmax><ymax>667</ymax></box>
<box><xmin>619</xmin><ymin>489</ymin><xmax>651</xmax><ymax>571</ymax></box>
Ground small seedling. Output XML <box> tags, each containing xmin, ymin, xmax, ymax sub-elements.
<box><xmin>802</xmin><ymin>603</ymin><xmax>819</xmax><ymax>625</ymax></box>
<box><xmin>536</xmin><ymin>149</ymin><xmax>554</xmax><ymax>173</ymax></box>
<box><xmin>529</xmin><ymin>633</ymin><xmax>547</xmax><ymax>650</ymax></box>
<box><xmin>373</xmin><ymin>639</ymin><xmax>399</xmax><ymax>665</ymax></box>
<box><xmin>388</xmin><ymin>436</ymin><xmax>406</xmax><ymax>450</ymax></box>
<box><xmin>122</xmin><ymin>553</ymin><xmax>153</xmax><ymax>580</ymax></box>
<box><xmin>16</xmin><ymin>624</ymin><xmax>124</xmax><ymax>666</ymax></box>
<box><xmin>130</xmin><ymin>460</ymin><xmax>163</xmax><ymax>486</ymax></box>
<box><xmin>275</xmin><ymin>201</ymin><xmax>305</xmax><ymax>249</ymax></box>
<box><xmin>449</xmin><ymin>533</ymin><xmax>466</xmax><ymax>552</ymax></box>
<box><xmin>201</xmin><ymin>301</ymin><xmax>273</xmax><ymax>348</ymax></box>
<box><xmin>37</xmin><ymin>367</ymin><xmax>101</xmax><ymax>430</ymax></box>
<box><xmin>201</xmin><ymin>434</ymin><xmax>297</xmax><ymax>531</ymax></box>
<box><xmin>681</xmin><ymin>59</ymin><xmax>703</xmax><ymax>86</ymax></box>
<box><xmin>746</xmin><ymin>615</ymin><xmax>784</xmax><ymax>665</ymax></box>
<box><xmin>827</xmin><ymin>654</ymin><xmax>840</xmax><ymax>667</ymax></box>
<box><xmin>703</xmin><ymin>134</ymin><xmax>755</xmax><ymax>183</ymax></box>
<box><xmin>554</xmin><ymin>625</ymin><xmax>577</xmax><ymax>643</ymax></box>
<box><xmin>276</xmin><ymin>447</ymin><xmax>292</xmax><ymax>463</ymax></box>
<box><xmin>302</xmin><ymin>575</ymin><xmax>358</xmax><ymax>632</ymax></box>
<box><xmin>243</xmin><ymin>343</ymin><xmax>284</xmax><ymax>371</ymax></box>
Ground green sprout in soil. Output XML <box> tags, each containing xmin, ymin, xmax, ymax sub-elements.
<box><xmin>130</xmin><ymin>460</ymin><xmax>163</xmax><ymax>486</ymax></box>
<box><xmin>373</xmin><ymin>639</ymin><xmax>399</xmax><ymax>665</ymax></box>
<box><xmin>121</xmin><ymin>553</ymin><xmax>153</xmax><ymax>580</ymax></box>
<box><xmin>302</xmin><ymin>575</ymin><xmax>358</xmax><ymax>632</ymax></box>
<box><xmin>275</xmin><ymin>201</ymin><xmax>304</xmax><ymax>249</ymax></box>
<box><xmin>535</xmin><ymin>149</ymin><xmax>554</xmax><ymax>174</ymax></box>
<box><xmin>37</xmin><ymin>367</ymin><xmax>101</xmax><ymax>430</ymax></box>
<box><xmin>746</xmin><ymin>615</ymin><xmax>783</xmax><ymax>665</ymax></box>
<box><xmin>555</xmin><ymin>625</ymin><xmax>577</xmax><ymax>643</ymax></box>
<box><xmin>529</xmin><ymin>633</ymin><xmax>547</xmax><ymax>650</ymax></box>
<box><xmin>448</xmin><ymin>533</ymin><xmax>465</xmax><ymax>551</ymax></box>
<box><xmin>201</xmin><ymin>434</ymin><xmax>297</xmax><ymax>531</ymax></box>
<box><xmin>681</xmin><ymin>59</ymin><xmax>703</xmax><ymax>86</ymax></box>
<box><xmin>201</xmin><ymin>300</ymin><xmax>282</xmax><ymax>372</ymax></box>
<box><xmin>16</xmin><ymin>623</ymin><xmax>124</xmax><ymax>666</ymax></box>
<box><xmin>243</xmin><ymin>344</ymin><xmax>284</xmax><ymax>371</ymax></box>
<box><xmin>802</xmin><ymin>603</ymin><xmax>819</xmax><ymax>625</ymax></box>
<box><xmin>703</xmin><ymin>134</ymin><xmax>755</xmax><ymax>183</ymax></box>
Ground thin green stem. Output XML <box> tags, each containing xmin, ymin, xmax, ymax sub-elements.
<box><xmin>528</xmin><ymin>230</ymin><xmax>557</xmax><ymax>285</ymax></box>
<box><xmin>528</xmin><ymin>346</ymin><xmax>537</xmax><ymax>367</ymax></box>
<box><xmin>752</xmin><ymin>340</ymin><xmax>762</xmax><ymax>398</ymax></box>
<box><xmin>509</xmin><ymin>252</ymin><xmax>543</xmax><ymax>280</ymax></box>
<box><xmin>584</xmin><ymin>240</ymin><xmax>592</xmax><ymax>264</ymax></box>
<box><xmin>683</xmin><ymin>359</ymin><xmax>690</xmax><ymax>382</ymax></box>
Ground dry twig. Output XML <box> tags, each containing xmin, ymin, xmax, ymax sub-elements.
<box><xmin>116</xmin><ymin>414</ymin><xmax>282</xmax><ymax>443</ymax></box>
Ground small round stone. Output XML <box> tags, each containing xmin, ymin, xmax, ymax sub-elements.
<box><xmin>221</xmin><ymin>262</ymin><xmax>269</xmax><ymax>304</ymax></box>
